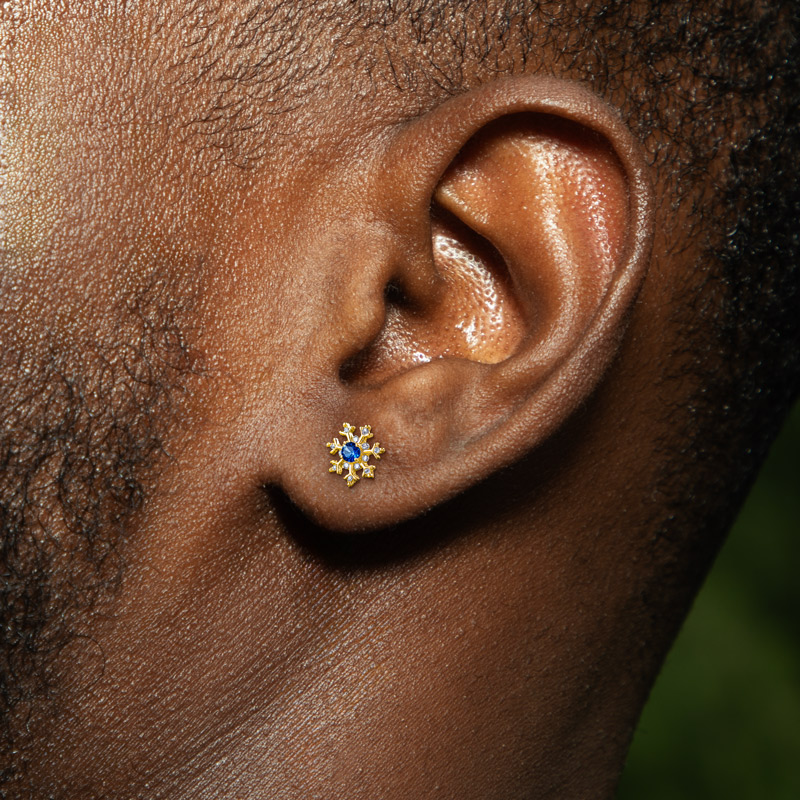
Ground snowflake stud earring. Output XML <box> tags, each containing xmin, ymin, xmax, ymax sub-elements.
<box><xmin>327</xmin><ymin>423</ymin><xmax>385</xmax><ymax>487</ymax></box>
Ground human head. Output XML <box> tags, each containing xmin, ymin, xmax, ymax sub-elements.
<box><xmin>1</xmin><ymin>1</ymin><xmax>798</xmax><ymax>796</ymax></box>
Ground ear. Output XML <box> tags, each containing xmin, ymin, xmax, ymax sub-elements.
<box><xmin>274</xmin><ymin>76</ymin><xmax>653</xmax><ymax>532</ymax></box>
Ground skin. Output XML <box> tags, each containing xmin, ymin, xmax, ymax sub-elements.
<box><xmin>0</xmin><ymin>2</ymin><xmax>783</xmax><ymax>798</ymax></box>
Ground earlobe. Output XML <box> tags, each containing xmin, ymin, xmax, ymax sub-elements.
<box><xmin>277</xmin><ymin>77</ymin><xmax>653</xmax><ymax>532</ymax></box>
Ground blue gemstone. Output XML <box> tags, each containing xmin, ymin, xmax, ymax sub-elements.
<box><xmin>341</xmin><ymin>442</ymin><xmax>361</xmax><ymax>462</ymax></box>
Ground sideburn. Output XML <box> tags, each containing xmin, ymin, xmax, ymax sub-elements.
<box><xmin>0</xmin><ymin>270</ymin><xmax>205</xmax><ymax>792</ymax></box>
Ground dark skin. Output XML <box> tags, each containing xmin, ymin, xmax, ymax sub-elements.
<box><xmin>1</xmin><ymin>2</ymin><xmax>792</xmax><ymax>798</ymax></box>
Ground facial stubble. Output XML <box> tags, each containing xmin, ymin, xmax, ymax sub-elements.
<box><xmin>0</xmin><ymin>269</ymin><xmax>204</xmax><ymax>789</ymax></box>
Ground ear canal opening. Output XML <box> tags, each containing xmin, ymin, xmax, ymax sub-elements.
<box><xmin>383</xmin><ymin>280</ymin><xmax>412</xmax><ymax>310</ymax></box>
<box><xmin>339</xmin><ymin>198</ymin><xmax>527</xmax><ymax>388</ymax></box>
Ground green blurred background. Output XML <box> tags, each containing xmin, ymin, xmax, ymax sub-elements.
<box><xmin>617</xmin><ymin>401</ymin><xmax>800</xmax><ymax>799</ymax></box>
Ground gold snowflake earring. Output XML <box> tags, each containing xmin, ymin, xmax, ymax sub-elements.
<box><xmin>327</xmin><ymin>423</ymin><xmax>385</xmax><ymax>487</ymax></box>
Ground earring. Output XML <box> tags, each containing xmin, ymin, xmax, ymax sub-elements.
<box><xmin>327</xmin><ymin>423</ymin><xmax>385</xmax><ymax>487</ymax></box>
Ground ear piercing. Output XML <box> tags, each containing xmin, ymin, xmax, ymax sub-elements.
<box><xmin>327</xmin><ymin>423</ymin><xmax>385</xmax><ymax>487</ymax></box>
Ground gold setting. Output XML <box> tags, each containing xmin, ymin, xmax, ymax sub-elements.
<box><xmin>327</xmin><ymin>423</ymin><xmax>385</xmax><ymax>487</ymax></box>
